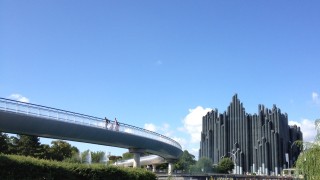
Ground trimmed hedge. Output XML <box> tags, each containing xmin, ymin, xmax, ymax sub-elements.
<box><xmin>0</xmin><ymin>154</ymin><xmax>156</xmax><ymax>180</ymax></box>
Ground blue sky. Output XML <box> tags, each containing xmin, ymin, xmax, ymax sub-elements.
<box><xmin>1</xmin><ymin>1</ymin><xmax>320</xmax><ymax>158</ymax></box>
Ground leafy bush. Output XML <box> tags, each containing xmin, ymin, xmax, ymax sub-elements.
<box><xmin>295</xmin><ymin>144</ymin><xmax>320</xmax><ymax>179</ymax></box>
<box><xmin>217</xmin><ymin>157</ymin><xmax>234</xmax><ymax>173</ymax></box>
<box><xmin>188</xmin><ymin>157</ymin><xmax>214</xmax><ymax>173</ymax></box>
<box><xmin>0</xmin><ymin>154</ymin><xmax>156</xmax><ymax>180</ymax></box>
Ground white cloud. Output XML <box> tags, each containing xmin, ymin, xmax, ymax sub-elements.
<box><xmin>124</xmin><ymin>128</ymin><xmax>134</xmax><ymax>134</ymax></box>
<box><xmin>177</xmin><ymin>127</ymin><xmax>185</xmax><ymax>131</ymax></box>
<box><xmin>144</xmin><ymin>123</ymin><xmax>156</xmax><ymax>132</ymax></box>
<box><xmin>163</xmin><ymin>123</ymin><xmax>170</xmax><ymax>130</ymax></box>
<box><xmin>172</xmin><ymin>137</ymin><xmax>187</xmax><ymax>150</ymax></box>
<box><xmin>177</xmin><ymin>106</ymin><xmax>212</xmax><ymax>159</ymax></box>
<box><xmin>164</xmin><ymin>131</ymin><xmax>173</xmax><ymax>137</ymax></box>
<box><xmin>289</xmin><ymin>119</ymin><xmax>317</xmax><ymax>142</ymax></box>
<box><xmin>312</xmin><ymin>92</ymin><xmax>319</xmax><ymax>104</ymax></box>
<box><xmin>8</xmin><ymin>94</ymin><xmax>30</xmax><ymax>103</ymax></box>
<box><xmin>143</xmin><ymin>107</ymin><xmax>211</xmax><ymax>159</ymax></box>
<box><xmin>160</xmin><ymin>123</ymin><xmax>173</xmax><ymax>136</ymax></box>
<box><xmin>182</xmin><ymin>106</ymin><xmax>212</xmax><ymax>143</ymax></box>
<box><xmin>144</xmin><ymin>122</ymin><xmax>173</xmax><ymax>137</ymax></box>
<box><xmin>144</xmin><ymin>123</ymin><xmax>187</xmax><ymax>151</ymax></box>
<box><xmin>190</xmin><ymin>148</ymin><xmax>200</xmax><ymax>158</ymax></box>
<box><xmin>288</xmin><ymin>120</ymin><xmax>301</xmax><ymax>127</ymax></box>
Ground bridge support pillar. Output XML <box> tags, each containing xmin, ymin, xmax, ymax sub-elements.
<box><xmin>168</xmin><ymin>163</ymin><xmax>173</xmax><ymax>175</ymax></box>
<box><xmin>129</xmin><ymin>148</ymin><xmax>145</xmax><ymax>168</ymax></box>
<box><xmin>152</xmin><ymin>164</ymin><xmax>157</xmax><ymax>172</ymax></box>
<box><xmin>133</xmin><ymin>153</ymin><xmax>141</xmax><ymax>168</ymax></box>
<box><xmin>167</xmin><ymin>159</ymin><xmax>176</xmax><ymax>175</ymax></box>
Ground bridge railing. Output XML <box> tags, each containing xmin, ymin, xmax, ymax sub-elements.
<box><xmin>0</xmin><ymin>98</ymin><xmax>182</xmax><ymax>150</ymax></box>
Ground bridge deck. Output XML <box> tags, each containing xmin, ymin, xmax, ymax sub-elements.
<box><xmin>0</xmin><ymin>98</ymin><xmax>182</xmax><ymax>160</ymax></box>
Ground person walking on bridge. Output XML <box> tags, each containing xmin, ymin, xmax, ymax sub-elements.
<box><xmin>105</xmin><ymin>117</ymin><xmax>110</xmax><ymax>130</ymax></box>
<box><xmin>114</xmin><ymin>118</ymin><xmax>119</xmax><ymax>131</ymax></box>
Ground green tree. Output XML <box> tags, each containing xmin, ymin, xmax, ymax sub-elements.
<box><xmin>198</xmin><ymin>157</ymin><xmax>213</xmax><ymax>173</ymax></box>
<box><xmin>91</xmin><ymin>151</ymin><xmax>105</xmax><ymax>163</ymax></box>
<box><xmin>122</xmin><ymin>152</ymin><xmax>134</xmax><ymax>160</ymax></box>
<box><xmin>37</xmin><ymin>144</ymin><xmax>52</xmax><ymax>159</ymax></box>
<box><xmin>191</xmin><ymin>157</ymin><xmax>213</xmax><ymax>173</ymax></box>
<box><xmin>81</xmin><ymin>150</ymin><xmax>90</xmax><ymax>163</ymax></box>
<box><xmin>295</xmin><ymin>119</ymin><xmax>320</xmax><ymax>179</ymax></box>
<box><xmin>121</xmin><ymin>151</ymin><xmax>150</xmax><ymax>160</ymax></box>
<box><xmin>63</xmin><ymin>150</ymin><xmax>81</xmax><ymax>163</ymax></box>
<box><xmin>217</xmin><ymin>157</ymin><xmax>234</xmax><ymax>173</ymax></box>
<box><xmin>70</xmin><ymin>146</ymin><xmax>79</xmax><ymax>154</ymax></box>
<box><xmin>16</xmin><ymin>134</ymin><xmax>41</xmax><ymax>157</ymax></box>
<box><xmin>174</xmin><ymin>150</ymin><xmax>196</xmax><ymax>172</ymax></box>
<box><xmin>108</xmin><ymin>155</ymin><xmax>122</xmax><ymax>164</ymax></box>
<box><xmin>50</xmin><ymin>140</ymin><xmax>77</xmax><ymax>161</ymax></box>
<box><xmin>156</xmin><ymin>163</ymin><xmax>168</xmax><ymax>171</ymax></box>
<box><xmin>7</xmin><ymin>135</ymin><xmax>19</xmax><ymax>154</ymax></box>
<box><xmin>0</xmin><ymin>132</ymin><xmax>9</xmax><ymax>153</ymax></box>
<box><xmin>295</xmin><ymin>145</ymin><xmax>320</xmax><ymax>179</ymax></box>
<box><xmin>315</xmin><ymin>119</ymin><xmax>320</xmax><ymax>142</ymax></box>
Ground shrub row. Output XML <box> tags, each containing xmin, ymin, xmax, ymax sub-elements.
<box><xmin>0</xmin><ymin>154</ymin><xmax>156</xmax><ymax>180</ymax></box>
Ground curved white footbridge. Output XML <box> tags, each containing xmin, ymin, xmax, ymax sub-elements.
<box><xmin>0</xmin><ymin>98</ymin><xmax>182</xmax><ymax>174</ymax></box>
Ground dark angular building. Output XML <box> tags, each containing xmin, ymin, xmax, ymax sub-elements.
<box><xmin>199</xmin><ymin>94</ymin><xmax>302</xmax><ymax>175</ymax></box>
